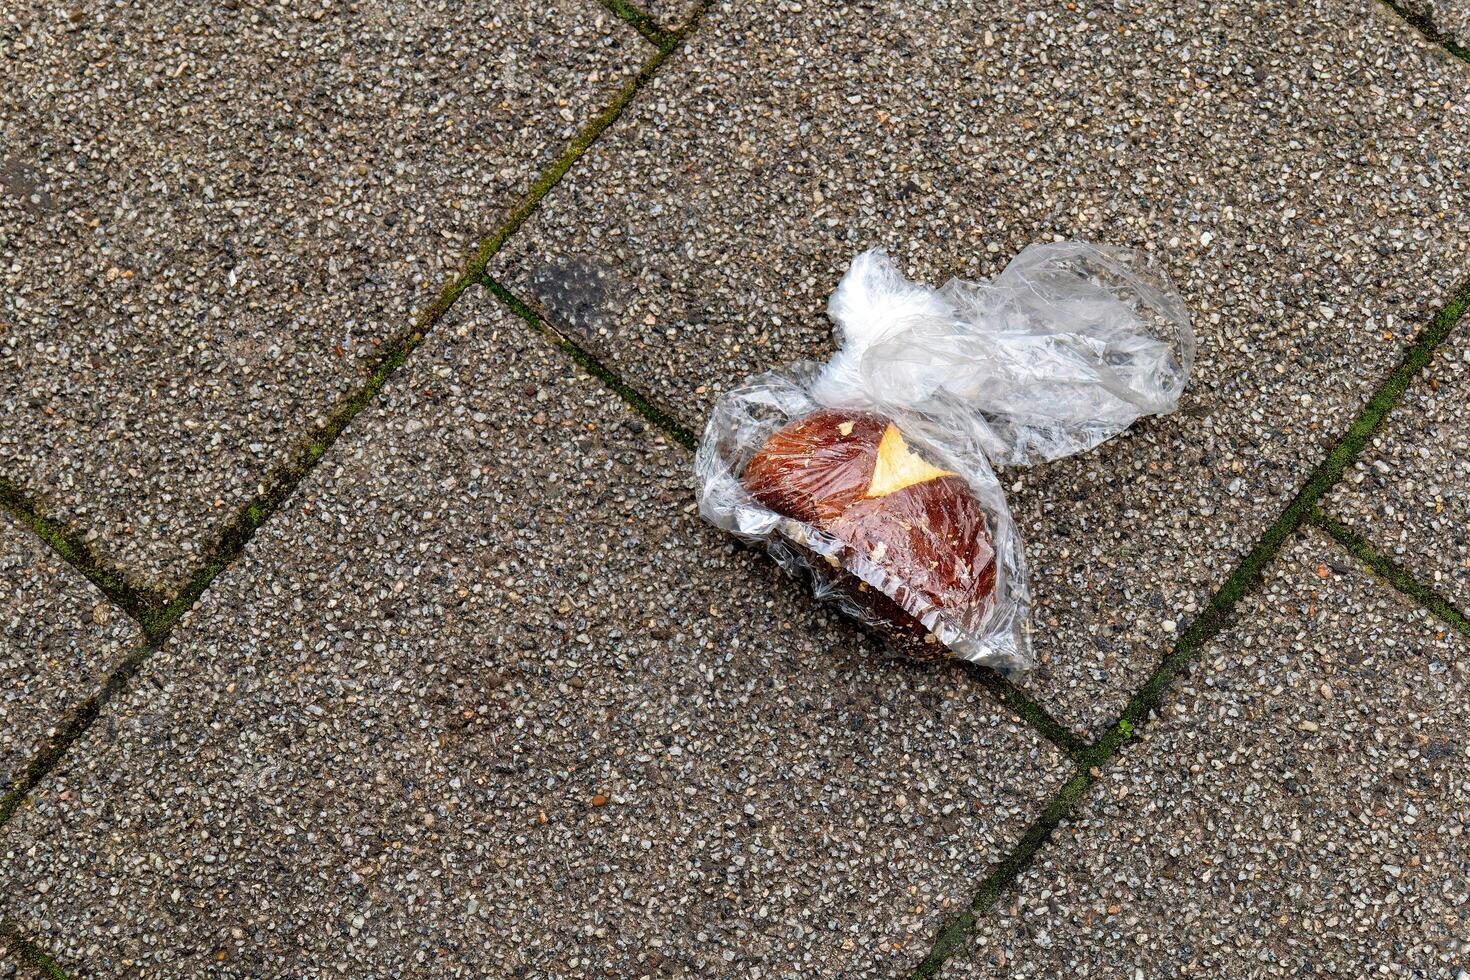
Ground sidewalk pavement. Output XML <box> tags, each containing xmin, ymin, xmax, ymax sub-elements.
<box><xmin>2</xmin><ymin>1</ymin><xmax>1468</xmax><ymax>977</ymax></box>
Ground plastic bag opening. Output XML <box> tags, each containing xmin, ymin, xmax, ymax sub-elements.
<box><xmin>696</xmin><ymin>243</ymin><xmax>1192</xmax><ymax>672</ymax></box>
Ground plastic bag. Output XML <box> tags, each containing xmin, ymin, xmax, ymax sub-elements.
<box><xmin>695</xmin><ymin>243</ymin><xmax>1193</xmax><ymax>672</ymax></box>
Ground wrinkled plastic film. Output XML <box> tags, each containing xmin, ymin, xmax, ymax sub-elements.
<box><xmin>696</xmin><ymin>243</ymin><xmax>1192</xmax><ymax>672</ymax></box>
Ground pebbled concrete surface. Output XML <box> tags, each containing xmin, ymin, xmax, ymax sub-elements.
<box><xmin>2</xmin><ymin>1</ymin><xmax>1469</xmax><ymax>976</ymax></box>
<box><xmin>493</xmin><ymin>0</ymin><xmax>1470</xmax><ymax>735</ymax></box>
<box><xmin>0</xmin><ymin>0</ymin><xmax>644</xmax><ymax>595</ymax></box>
<box><xmin>0</xmin><ymin>292</ymin><xmax>1068</xmax><ymax>978</ymax></box>
<box><xmin>0</xmin><ymin>511</ymin><xmax>140</xmax><ymax>793</ymax></box>
<box><xmin>1329</xmin><ymin>333</ymin><xmax>1470</xmax><ymax>611</ymax></box>
<box><xmin>943</xmin><ymin>529</ymin><xmax>1470</xmax><ymax>977</ymax></box>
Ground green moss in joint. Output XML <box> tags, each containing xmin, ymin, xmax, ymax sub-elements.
<box><xmin>0</xmin><ymin>0</ymin><xmax>712</xmax><ymax>849</ymax></box>
<box><xmin>910</xmin><ymin>768</ymin><xmax>1095</xmax><ymax>978</ymax></box>
<box><xmin>0</xmin><ymin>922</ymin><xmax>73</xmax><ymax>980</ymax></box>
<box><xmin>1311</xmin><ymin>509</ymin><xmax>1470</xmax><ymax>639</ymax></box>
<box><xmin>485</xmin><ymin>277</ymin><xmax>698</xmax><ymax>450</ymax></box>
<box><xmin>965</xmin><ymin>664</ymin><xmax>1087</xmax><ymax>760</ymax></box>
<box><xmin>600</xmin><ymin>0</ymin><xmax>679</xmax><ymax>50</ymax></box>
<box><xmin>0</xmin><ymin>477</ymin><xmax>166</xmax><ymax>627</ymax></box>
<box><xmin>0</xmin><ymin>636</ymin><xmax>162</xmax><ymax>828</ymax></box>
<box><xmin>1379</xmin><ymin>0</ymin><xmax>1470</xmax><ymax>64</ymax></box>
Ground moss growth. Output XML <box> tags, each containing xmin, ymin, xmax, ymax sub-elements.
<box><xmin>1379</xmin><ymin>0</ymin><xmax>1470</xmax><ymax>64</ymax></box>
<box><xmin>1312</xmin><ymin>508</ymin><xmax>1470</xmax><ymax>639</ymax></box>
<box><xmin>600</xmin><ymin>0</ymin><xmax>680</xmax><ymax>50</ymax></box>
<box><xmin>0</xmin><ymin>477</ymin><xmax>166</xmax><ymax>631</ymax></box>
<box><xmin>0</xmin><ymin>12</ymin><xmax>711</xmax><ymax>841</ymax></box>
<box><xmin>2</xmin><ymin>919</ymin><xmax>76</xmax><ymax>978</ymax></box>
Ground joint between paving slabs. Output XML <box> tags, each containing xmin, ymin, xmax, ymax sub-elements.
<box><xmin>600</xmin><ymin>0</ymin><xmax>682</xmax><ymax>51</ymax></box>
<box><xmin>125</xmin><ymin>25</ymin><xmax>702</xmax><ymax>636</ymax></box>
<box><xmin>417</xmin><ymin>8</ymin><xmax>703</xmax><ymax>334</ymax></box>
<box><xmin>0</xmin><ymin>8</ymin><xmax>706</xmax><ymax>845</ymax></box>
<box><xmin>0</xmin><ymin>477</ymin><xmax>167</xmax><ymax>631</ymax></box>
<box><xmin>0</xmin><ymin>0</ymin><xmax>1451</xmax><ymax>965</ymax></box>
<box><xmin>1309</xmin><ymin>508</ymin><xmax>1470</xmax><ymax>639</ymax></box>
<box><xmin>0</xmin><ymin>638</ymin><xmax>161</xmax><ymax>828</ymax></box>
<box><xmin>484</xmin><ymin>274</ymin><xmax>1092</xmax><ymax>760</ymax></box>
<box><xmin>908</xmin><ymin>273</ymin><xmax>1470</xmax><ymax>977</ymax></box>
<box><xmin>484</xmin><ymin>276</ymin><xmax>699</xmax><ymax>448</ymax></box>
<box><xmin>1378</xmin><ymin>0</ymin><xmax>1470</xmax><ymax>65</ymax></box>
<box><xmin>0</xmin><ymin>921</ymin><xmax>72</xmax><ymax>980</ymax></box>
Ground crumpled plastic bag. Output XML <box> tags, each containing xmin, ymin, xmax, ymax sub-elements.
<box><xmin>695</xmin><ymin>243</ymin><xmax>1193</xmax><ymax>672</ymax></box>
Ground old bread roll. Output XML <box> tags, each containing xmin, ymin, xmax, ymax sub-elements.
<box><xmin>744</xmin><ymin>409</ymin><xmax>996</xmax><ymax>651</ymax></box>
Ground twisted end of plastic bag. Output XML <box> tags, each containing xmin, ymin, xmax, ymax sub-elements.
<box><xmin>815</xmin><ymin>242</ymin><xmax>1193</xmax><ymax>467</ymax></box>
<box><xmin>697</xmin><ymin>242</ymin><xmax>1192</xmax><ymax>673</ymax></box>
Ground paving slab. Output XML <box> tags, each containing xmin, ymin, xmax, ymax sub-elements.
<box><xmin>0</xmin><ymin>0</ymin><xmax>644</xmax><ymax>594</ymax></box>
<box><xmin>492</xmin><ymin>0</ymin><xmax>1470</xmax><ymax>735</ymax></box>
<box><xmin>1329</xmin><ymin>333</ymin><xmax>1470</xmax><ymax>610</ymax></box>
<box><xmin>0</xmin><ymin>511</ymin><xmax>140</xmax><ymax>793</ymax></box>
<box><xmin>940</xmin><ymin>527</ymin><xmax>1470</xmax><ymax>978</ymax></box>
<box><xmin>0</xmin><ymin>291</ymin><xmax>1068</xmax><ymax>978</ymax></box>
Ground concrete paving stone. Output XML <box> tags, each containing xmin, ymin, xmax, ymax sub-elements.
<box><xmin>0</xmin><ymin>291</ymin><xmax>1069</xmax><ymax>979</ymax></box>
<box><xmin>1329</xmin><ymin>332</ymin><xmax>1470</xmax><ymax>611</ymax></box>
<box><xmin>0</xmin><ymin>1</ymin><xmax>644</xmax><ymax>594</ymax></box>
<box><xmin>492</xmin><ymin>0</ymin><xmax>1470</xmax><ymax>735</ymax></box>
<box><xmin>0</xmin><ymin>510</ymin><xmax>140</xmax><ymax>793</ymax></box>
<box><xmin>940</xmin><ymin>527</ymin><xmax>1470</xmax><ymax>978</ymax></box>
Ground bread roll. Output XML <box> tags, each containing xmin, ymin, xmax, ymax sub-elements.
<box><xmin>744</xmin><ymin>409</ymin><xmax>996</xmax><ymax>652</ymax></box>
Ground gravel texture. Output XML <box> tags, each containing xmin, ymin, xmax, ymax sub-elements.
<box><xmin>0</xmin><ymin>0</ymin><xmax>643</xmax><ymax>594</ymax></box>
<box><xmin>492</xmin><ymin>0</ymin><xmax>1470</xmax><ymax>735</ymax></box>
<box><xmin>0</xmin><ymin>511</ymin><xmax>139</xmax><ymax>792</ymax></box>
<box><xmin>943</xmin><ymin>528</ymin><xmax>1470</xmax><ymax>978</ymax></box>
<box><xmin>0</xmin><ymin>292</ymin><xmax>1068</xmax><ymax>978</ymax></box>
<box><xmin>1328</xmin><ymin>334</ymin><xmax>1470</xmax><ymax>611</ymax></box>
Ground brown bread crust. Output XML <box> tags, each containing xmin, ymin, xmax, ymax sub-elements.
<box><xmin>744</xmin><ymin>409</ymin><xmax>996</xmax><ymax>651</ymax></box>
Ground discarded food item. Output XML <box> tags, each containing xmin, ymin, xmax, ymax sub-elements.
<box><xmin>696</xmin><ymin>243</ymin><xmax>1193</xmax><ymax>671</ymax></box>
<box><xmin>744</xmin><ymin>409</ymin><xmax>995</xmax><ymax>658</ymax></box>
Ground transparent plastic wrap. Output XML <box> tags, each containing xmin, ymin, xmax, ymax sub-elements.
<box><xmin>696</xmin><ymin>243</ymin><xmax>1193</xmax><ymax>672</ymax></box>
